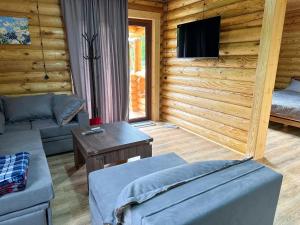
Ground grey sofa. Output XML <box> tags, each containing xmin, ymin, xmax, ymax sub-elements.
<box><xmin>0</xmin><ymin>94</ymin><xmax>89</xmax><ymax>156</ymax></box>
<box><xmin>0</xmin><ymin>130</ymin><xmax>54</xmax><ymax>225</ymax></box>
<box><xmin>89</xmin><ymin>153</ymin><xmax>283</xmax><ymax>225</ymax></box>
<box><xmin>0</xmin><ymin>94</ymin><xmax>89</xmax><ymax>225</ymax></box>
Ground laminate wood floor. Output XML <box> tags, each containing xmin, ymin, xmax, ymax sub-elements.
<box><xmin>47</xmin><ymin>122</ymin><xmax>300</xmax><ymax>225</ymax></box>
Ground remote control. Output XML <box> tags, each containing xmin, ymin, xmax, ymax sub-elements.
<box><xmin>81</xmin><ymin>128</ymin><xmax>104</xmax><ymax>136</ymax></box>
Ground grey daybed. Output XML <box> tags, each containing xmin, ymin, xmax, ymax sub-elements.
<box><xmin>89</xmin><ymin>153</ymin><xmax>283</xmax><ymax>225</ymax></box>
<box><xmin>271</xmin><ymin>78</ymin><xmax>300</xmax><ymax>128</ymax></box>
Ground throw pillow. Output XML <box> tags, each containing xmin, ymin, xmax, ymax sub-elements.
<box><xmin>0</xmin><ymin>112</ymin><xmax>4</xmax><ymax>135</ymax></box>
<box><xmin>53</xmin><ymin>95</ymin><xmax>85</xmax><ymax>126</ymax></box>
<box><xmin>3</xmin><ymin>94</ymin><xmax>54</xmax><ymax>122</ymax></box>
<box><xmin>285</xmin><ymin>79</ymin><xmax>300</xmax><ymax>92</ymax></box>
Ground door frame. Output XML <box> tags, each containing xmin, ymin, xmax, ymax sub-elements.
<box><xmin>128</xmin><ymin>18</ymin><xmax>152</xmax><ymax>123</ymax></box>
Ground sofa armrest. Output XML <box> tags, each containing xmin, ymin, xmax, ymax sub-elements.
<box><xmin>75</xmin><ymin>110</ymin><xmax>90</xmax><ymax>128</ymax></box>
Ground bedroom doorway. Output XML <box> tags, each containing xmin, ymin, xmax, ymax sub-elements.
<box><xmin>268</xmin><ymin>0</ymin><xmax>300</xmax><ymax>129</ymax></box>
<box><xmin>128</xmin><ymin>19</ymin><xmax>152</xmax><ymax>122</ymax></box>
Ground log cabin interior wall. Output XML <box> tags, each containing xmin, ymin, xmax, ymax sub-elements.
<box><xmin>161</xmin><ymin>0</ymin><xmax>266</xmax><ymax>154</ymax></box>
<box><xmin>275</xmin><ymin>0</ymin><xmax>300</xmax><ymax>89</ymax></box>
<box><xmin>0</xmin><ymin>0</ymin><xmax>286</xmax><ymax>158</ymax></box>
<box><xmin>0</xmin><ymin>0</ymin><xmax>72</xmax><ymax>96</ymax></box>
<box><xmin>0</xmin><ymin>0</ymin><xmax>162</xmax><ymax>96</ymax></box>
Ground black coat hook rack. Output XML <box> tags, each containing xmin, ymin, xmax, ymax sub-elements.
<box><xmin>82</xmin><ymin>32</ymin><xmax>101</xmax><ymax>118</ymax></box>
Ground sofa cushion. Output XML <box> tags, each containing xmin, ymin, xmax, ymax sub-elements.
<box><xmin>0</xmin><ymin>130</ymin><xmax>54</xmax><ymax>216</ymax></box>
<box><xmin>0</xmin><ymin>112</ymin><xmax>4</xmax><ymax>135</ymax></box>
<box><xmin>5</xmin><ymin>121</ymin><xmax>31</xmax><ymax>133</ymax></box>
<box><xmin>89</xmin><ymin>153</ymin><xmax>187</xmax><ymax>224</ymax></box>
<box><xmin>53</xmin><ymin>95</ymin><xmax>84</xmax><ymax>126</ymax></box>
<box><xmin>0</xmin><ymin>131</ymin><xmax>43</xmax><ymax>155</ymax></box>
<box><xmin>31</xmin><ymin>119</ymin><xmax>79</xmax><ymax>139</ymax></box>
<box><xmin>3</xmin><ymin>94</ymin><xmax>53</xmax><ymax>122</ymax></box>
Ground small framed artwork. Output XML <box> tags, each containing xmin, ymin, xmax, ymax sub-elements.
<box><xmin>0</xmin><ymin>16</ymin><xmax>31</xmax><ymax>45</ymax></box>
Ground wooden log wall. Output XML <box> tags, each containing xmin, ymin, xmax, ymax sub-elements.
<box><xmin>161</xmin><ymin>0</ymin><xmax>266</xmax><ymax>154</ymax></box>
<box><xmin>0</xmin><ymin>0</ymin><xmax>72</xmax><ymax>96</ymax></box>
<box><xmin>275</xmin><ymin>1</ymin><xmax>300</xmax><ymax>89</ymax></box>
<box><xmin>128</xmin><ymin>0</ymin><xmax>164</xmax><ymax>13</ymax></box>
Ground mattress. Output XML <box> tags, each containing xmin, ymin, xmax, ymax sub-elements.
<box><xmin>271</xmin><ymin>90</ymin><xmax>300</xmax><ymax>121</ymax></box>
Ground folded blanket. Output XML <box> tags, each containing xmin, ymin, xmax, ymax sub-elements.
<box><xmin>0</xmin><ymin>152</ymin><xmax>30</xmax><ymax>196</ymax></box>
<box><xmin>113</xmin><ymin>158</ymin><xmax>255</xmax><ymax>225</ymax></box>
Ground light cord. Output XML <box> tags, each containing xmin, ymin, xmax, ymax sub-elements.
<box><xmin>37</xmin><ymin>0</ymin><xmax>49</xmax><ymax>80</ymax></box>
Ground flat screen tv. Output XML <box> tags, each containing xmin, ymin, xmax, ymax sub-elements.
<box><xmin>177</xmin><ymin>16</ymin><xmax>221</xmax><ymax>58</ymax></box>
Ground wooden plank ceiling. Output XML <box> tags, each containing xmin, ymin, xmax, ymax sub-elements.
<box><xmin>286</xmin><ymin>0</ymin><xmax>300</xmax><ymax>12</ymax></box>
<box><xmin>128</xmin><ymin>0</ymin><xmax>164</xmax><ymax>13</ymax></box>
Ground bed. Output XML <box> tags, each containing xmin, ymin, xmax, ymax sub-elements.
<box><xmin>270</xmin><ymin>78</ymin><xmax>300</xmax><ymax>128</ymax></box>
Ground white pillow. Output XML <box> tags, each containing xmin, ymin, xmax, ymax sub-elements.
<box><xmin>285</xmin><ymin>79</ymin><xmax>300</xmax><ymax>93</ymax></box>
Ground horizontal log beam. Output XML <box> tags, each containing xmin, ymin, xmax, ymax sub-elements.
<box><xmin>163</xmin><ymin>75</ymin><xmax>254</xmax><ymax>95</ymax></box>
<box><xmin>0</xmin><ymin>60</ymin><xmax>69</xmax><ymax>72</ymax></box>
<box><xmin>163</xmin><ymin>56</ymin><xmax>258</xmax><ymax>69</ymax></box>
<box><xmin>163</xmin><ymin>27</ymin><xmax>261</xmax><ymax>44</ymax></box>
<box><xmin>163</xmin><ymin>41</ymin><xmax>260</xmax><ymax>56</ymax></box>
<box><xmin>0</xmin><ymin>11</ymin><xmax>63</xmax><ymax>28</ymax></box>
<box><xmin>161</xmin><ymin>92</ymin><xmax>252</xmax><ymax>119</ymax></box>
<box><xmin>162</xmin><ymin>83</ymin><xmax>253</xmax><ymax>107</ymax></box>
<box><xmin>128</xmin><ymin>3</ymin><xmax>162</xmax><ymax>13</ymax></box>
<box><xmin>0</xmin><ymin>82</ymin><xmax>72</xmax><ymax>95</ymax></box>
<box><xmin>0</xmin><ymin>71</ymin><xmax>71</xmax><ymax>83</ymax></box>
<box><xmin>163</xmin><ymin>66</ymin><xmax>256</xmax><ymax>82</ymax></box>
<box><xmin>161</xmin><ymin>98</ymin><xmax>250</xmax><ymax>131</ymax></box>
<box><xmin>0</xmin><ymin>49</ymin><xmax>68</xmax><ymax>61</ymax></box>
<box><xmin>162</xmin><ymin>106</ymin><xmax>248</xmax><ymax>142</ymax></box>
<box><xmin>164</xmin><ymin>0</ymin><xmax>264</xmax><ymax>30</ymax></box>
<box><xmin>0</xmin><ymin>1</ymin><xmax>61</xmax><ymax>16</ymax></box>
<box><xmin>161</xmin><ymin>114</ymin><xmax>247</xmax><ymax>153</ymax></box>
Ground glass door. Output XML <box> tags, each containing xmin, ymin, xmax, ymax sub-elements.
<box><xmin>128</xmin><ymin>19</ymin><xmax>152</xmax><ymax>122</ymax></box>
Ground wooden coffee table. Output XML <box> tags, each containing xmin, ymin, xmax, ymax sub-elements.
<box><xmin>71</xmin><ymin>121</ymin><xmax>153</xmax><ymax>179</ymax></box>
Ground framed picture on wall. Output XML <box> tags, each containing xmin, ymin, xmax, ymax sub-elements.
<box><xmin>0</xmin><ymin>16</ymin><xmax>31</xmax><ymax>45</ymax></box>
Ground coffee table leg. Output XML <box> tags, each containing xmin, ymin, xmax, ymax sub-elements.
<box><xmin>74</xmin><ymin>139</ymin><xmax>85</xmax><ymax>169</ymax></box>
<box><xmin>140</xmin><ymin>144</ymin><xmax>152</xmax><ymax>158</ymax></box>
<box><xmin>86</xmin><ymin>156</ymin><xmax>105</xmax><ymax>188</ymax></box>
<box><xmin>86</xmin><ymin>156</ymin><xmax>105</xmax><ymax>174</ymax></box>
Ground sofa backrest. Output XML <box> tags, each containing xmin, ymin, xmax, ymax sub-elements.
<box><xmin>2</xmin><ymin>94</ymin><xmax>54</xmax><ymax>122</ymax></box>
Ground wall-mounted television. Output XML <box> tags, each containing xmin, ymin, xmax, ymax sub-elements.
<box><xmin>177</xmin><ymin>16</ymin><xmax>221</xmax><ymax>58</ymax></box>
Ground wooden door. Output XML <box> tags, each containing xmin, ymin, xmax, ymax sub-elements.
<box><xmin>128</xmin><ymin>19</ymin><xmax>152</xmax><ymax>122</ymax></box>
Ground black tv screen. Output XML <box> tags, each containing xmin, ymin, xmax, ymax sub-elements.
<box><xmin>177</xmin><ymin>16</ymin><xmax>221</xmax><ymax>58</ymax></box>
